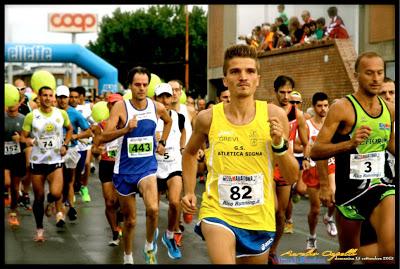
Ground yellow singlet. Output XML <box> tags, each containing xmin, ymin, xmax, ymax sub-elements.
<box><xmin>199</xmin><ymin>101</ymin><xmax>275</xmax><ymax>231</ymax></box>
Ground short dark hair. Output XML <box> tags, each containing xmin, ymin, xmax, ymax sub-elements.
<box><xmin>168</xmin><ymin>79</ymin><xmax>183</xmax><ymax>88</ymax></box>
<box><xmin>316</xmin><ymin>17</ymin><xmax>326</xmax><ymax>26</ymax></box>
<box><xmin>274</xmin><ymin>75</ymin><xmax>295</xmax><ymax>92</ymax></box>
<box><xmin>70</xmin><ymin>87</ymin><xmax>79</xmax><ymax>95</ymax></box>
<box><xmin>354</xmin><ymin>51</ymin><xmax>383</xmax><ymax>72</ymax></box>
<box><xmin>38</xmin><ymin>86</ymin><xmax>53</xmax><ymax>96</ymax></box>
<box><xmin>223</xmin><ymin>45</ymin><xmax>259</xmax><ymax>76</ymax></box>
<box><xmin>327</xmin><ymin>6</ymin><xmax>338</xmax><ymax>17</ymax></box>
<box><xmin>206</xmin><ymin>100</ymin><xmax>216</xmax><ymax>108</ymax></box>
<box><xmin>217</xmin><ymin>88</ymin><xmax>229</xmax><ymax>98</ymax></box>
<box><xmin>312</xmin><ymin>92</ymin><xmax>328</xmax><ymax>106</ymax></box>
<box><xmin>75</xmin><ymin>86</ymin><xmax>86</xmax><ymax>96</ymax></box>
<box><xmin>127</xmin><ymin>66</ymin><xmax>151</xmax><ymax>86</ymax></box>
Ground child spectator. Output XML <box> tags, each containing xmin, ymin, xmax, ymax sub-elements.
<box><xmin>326</xmin><ymin>6</ymin><xmax>349</xmax><ymax>39</ymax></box>
<box><xmin>315</xmin><ymin>17</ymin><xmax>327</xmax><ymax>40</ymax></box>
<box><xmin>277</xmin><ymin>5</ymin><xmax>289</xmax><ymax>26</ymax></box>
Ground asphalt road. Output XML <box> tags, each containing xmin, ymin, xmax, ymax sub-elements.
<box><xmin>4</xmin><ymin>168</ymin><xmax>341</xmax><ymax>265</ymax></box>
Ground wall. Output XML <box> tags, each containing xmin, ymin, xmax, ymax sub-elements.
<box><xmin>256</xmin><ymin>39</ymin><xmax>358</xmax><ymax>109</ymax></box>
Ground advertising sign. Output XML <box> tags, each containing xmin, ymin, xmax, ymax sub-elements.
<box><xmin>48</xmin><ymin>13</ymin><xmax>97</xmax><ymax>33</ymax></box>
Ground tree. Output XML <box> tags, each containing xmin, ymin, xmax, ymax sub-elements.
<box><xmin>87</xmin><ymin>5</ymin><xmax>207</xmax><ymax>97</ymax></box>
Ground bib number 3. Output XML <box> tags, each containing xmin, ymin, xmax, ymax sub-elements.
<box><xmin>349</xmin><ymin>151</ymin><xmax>385</xmax><ymax>179</ymax></box>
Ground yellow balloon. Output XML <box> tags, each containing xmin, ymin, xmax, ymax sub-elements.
<box><xmin>91</xmin><ymin>101</ymin><xmax>110</xmax><ymax>123</ymax></box>
<box><xmin>123</xmin><ymin>91</ymin><xmax>132</xmax><ymax>100</ymax></box>
<box><xmin>5</xmin><ymin>84</ymin><xmax>20</xmax><ymax>107</ymax></box>
<box><xmin>180</xmin><ymin>90</ymin><xmax>187</xmax><ymax>104</ymax></box>
<box><xmin>147</xmin><ymin>73</ymin><xmax>162</xmax><ymax>97</ymax></box>
<box><xmin>30</xmin><ymin>70</ymin><xmax>56</xmax><ymax>93</ymax></box>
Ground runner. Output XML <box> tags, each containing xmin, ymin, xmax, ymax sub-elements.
<box><xmin>311</xmin><ymin>51</ymin><xmax>395</xmax><ymax>263</ymax></box>
<box><xmin>168</xmin><ymin>79</ymin><xmax>197</xmax><ymax>245</ymax></box>
<box><xmin>299</xmin><ymin>92</ymin><xmax>337</xmax><ymax>251</ymax></box>
<box><xmin>181</xmin><ymin>44</ymin><xmax>299</xmax><ymax>264</ymax></box>
<box><xmin>268</xmin><ymin>75</ymin><xmax>310</xmax><ymax>264</ymax></box>
<box><xmin>91</xmin><ymin>93</ymin><xmax>124</xmax><ymax>246</ymax></box>
<box><xmin>96</xmin><ymin>66</ymin><xmax>172</xmax><ymax>264</ymax></box>
<box><xmin>55</xmin><ymin>85</ymin><xmax>92</xmax><ymax>221</ymax></box>
<box><xmin>5</xmin><ymin>100</ymin><xmax>27</xmax><ymax>228</ymax></box>
<box><xmin>21</xmin><ymin>86</ymin><xmax>73</xmax><ymax>241</ymax></box>
<box><xmin>69</xmin><ymin>87</ymin><xmax>93</xmax><ymax>203</ymax></box>
<box><xmin>154</xmin><ymin>83</ymin><xmax>186</xmax><ymax>260</ymax></box>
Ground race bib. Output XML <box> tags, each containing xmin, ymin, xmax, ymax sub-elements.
<box><xmin>156</xmin><ymin>146</ymin><xmax>175</xmax><ymax>162</ymax></box>
<box><xmin>349</xmin><ymin>151</ymin><xmax>385</xmax><ymax>180</ymax></box>
<box><xmin>106</xmin><ymin>143</ymin><xmax>119</xmax><ymax>158</ymax></box>
<box><xmin>38</xmin><ymin>136</ymin><xmax>57</xmax><ymax>150</ymax></box>
<box><xmin>4</xmin><ymin>141</ymin><xmax>21</xmax><ymax>155</ymax></box>
<box><xmin>218</xmin><ymin>173</ymin><xmax>264</xmax><ymax>208</ymax></box>
<box><xmin>127</xmin><ymin>136</ymin><xmax>153</xmax><ymax>158</ymax></box>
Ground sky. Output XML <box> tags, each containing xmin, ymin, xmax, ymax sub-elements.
<box><xmin>5</xmin><ymin>5</ymin><xmax>207</xmax><ymax>47</ymax></box>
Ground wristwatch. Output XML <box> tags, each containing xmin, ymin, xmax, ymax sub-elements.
<box><xmin>62</xmin><ymin>144</ymin><xmax>69</xmax><ymax>150</ymax></box>
<box><xmin>159</xmin><ymin>140</ymin><xmax>166</xmax><ymax>147</ymax></box>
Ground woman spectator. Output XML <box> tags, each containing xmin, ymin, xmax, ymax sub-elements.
<box><xmin>287</xmin><ymin>16</ymin><xmax>303</xmax><ymax>46</ymax></box>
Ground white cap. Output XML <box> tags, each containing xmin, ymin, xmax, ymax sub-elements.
<box><xmin>56</xmin><ymin>85</ymin><xmax>70</xmax><ymax>97</ymax></box>
<box><xmin>155</xmin><ymin>83</ymin><xmax>173</xmax><ymax>96</ymax></box>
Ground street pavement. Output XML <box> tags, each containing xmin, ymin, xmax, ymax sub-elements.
<box><xmin>5</xmin><ymin>169</ymin><xmax>341</xmax><ymax>265</ymax></box>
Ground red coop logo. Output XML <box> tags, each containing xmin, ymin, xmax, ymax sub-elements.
<box><xmin>48</xmin><ymin>13</ymin><xmax>98</xmax><ymax>33</ymax></box>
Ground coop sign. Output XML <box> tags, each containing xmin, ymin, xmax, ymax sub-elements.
<box><xmin>49</xmin><ymin>13</ymin><xmax>98</xmax><ymax>33</ymax></box>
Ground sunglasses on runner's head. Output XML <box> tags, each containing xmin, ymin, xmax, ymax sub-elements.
<box><xmin>289</xmin><ymin>100</ymin><xmax>301</xmax><ymax>104</ymax></box>
<box><xmin>18</xmin><ymin>87</ymin><xmax>26</xmax><ymax>91</ymax></box>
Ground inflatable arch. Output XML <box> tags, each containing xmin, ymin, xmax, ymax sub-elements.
<box><xmin>5</xmin><ymin>43</ymin><xmax>118</xmax><ymax>94</ymax></box>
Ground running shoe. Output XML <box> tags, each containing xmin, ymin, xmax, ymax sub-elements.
<box><xmin>268</xmin><ymin>252</ymin><xmax>279</xmax><ymax>264</ymax></box>
<box><xmin>34</xmin><ymin>228</ymin><xmax>45</xmax><ymax>242</ymax></box>
<box><xmin>284</xmin><ymin>221</ymin><xmax>294</xmax><ymax>234</ymax></box>
<box><xmin>123</xmin><ymin>252</ymin><xmax>134</xmax><ymax>264</ymax></box>
<box><xmin>80</xmin><ymin>186</ymin><xmax>91</xmax><ymax>202</ymax></box>
<box><xmin>56</xmin><ymin>212</ymin><xmax>66</xmax><ymax>228</ymax></box>
<box><xmin>306</xmin><ymin>237</ymin><xmax>317</xmax><ymax>251</ymax></box>
<box><xmin>143</xmin><ymin>228</ymin><xmax>159</xmax><ymax>264</ymax></box>
<box><xmin>323</xmin><ymin>214</ymin><xmax>337</xmax><ymax>236</ymax></box>
<box><xmin>162</xmin><ymin>232</ymin><xmax>182</xmax><ymax>259</ymax></box>
<box><xmin>67</xmin><ymin>206</ymin><xmax>78</xmax><ymax>221</ymax></box>
<box><xmin>45</xmin><ymin>202</ymin><xmax>56</xmax><ymax>217</ymax></box>
<box><xmin>8</xmin><ymin>212</ymin><xmax>20</xmax><ymax>228</ymax></box>
<box><xmin>21</xmin><ymin>193</ymin><xmax>32</xmax><ymax>210</ymax></box>
<box><xmin>174</xmin><ymin>232</ymin><xmax>183</xmax><ymax>247</ymax></box>
<box><xmin>108</xmin><ymin>232</ymin><xmax>120</xmax><ymax>246</ymax></box>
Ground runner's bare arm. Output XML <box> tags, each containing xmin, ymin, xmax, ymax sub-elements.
<box><xmin>297</xmin><ymin>109</ymin><xmax>311</xmax><ymax>169</ymax></box>
<box><xmin>100</xmin><ymin>101</ymin><xmax>131</xmax><ymax>144</ymax></box>
<box><xmin>269</xmin><ymin>104</ymin><xmax>299</xmax><ymax>184</ymax></box>
<box><xmin>155</xmin><ymin>101</ymin><xmax>172</xmax><ymax>155</ymax></box>
<box><xmin>386</xmin><ymin>101</ymin><xmax>395</xmax><ymax>155</ymax></box>
<box><xmin>310</xmin><ymin>99</ymin><xmax>370</xmax><ymax>160</ymax></box>
<box><xmin>181</xmin><ymin>109</ymin><xmax>211</xmax><ymax>214</ymax></box>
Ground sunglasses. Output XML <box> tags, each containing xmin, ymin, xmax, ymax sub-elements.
<box><xmin>289</xmin><ymin>101</ymin><xmax>302</xmax><ymax>104</ymax></box>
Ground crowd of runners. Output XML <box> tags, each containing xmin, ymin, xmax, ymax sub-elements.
<box><xmin>4</xmin><ymin>44</ymin><xmax>396</xmax><ymax>264</ymax></box>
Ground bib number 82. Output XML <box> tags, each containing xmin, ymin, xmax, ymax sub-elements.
<box><xmin>230</xmin><ymin>186</ymin><xmax>252</xmax><ymax>200</ymax></box>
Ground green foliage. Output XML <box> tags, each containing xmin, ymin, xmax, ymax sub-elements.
<box><xmin>87</xmin><ymin>5</ymin><xmax>207</xmax><ymax>97</ymax></box>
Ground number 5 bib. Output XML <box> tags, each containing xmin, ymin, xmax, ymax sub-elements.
<box><xmin>127</xmin><ymin>136</ymin><xmax>153</xmax><ymax>158</ymax></box>
<box><xmin>218</xmin><ymin>173</ymin><xmax>264</xmax><ymax>208</ymax></box>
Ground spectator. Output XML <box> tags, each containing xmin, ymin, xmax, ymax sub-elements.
<box><xmin>288</xmin><ymin>16</ymin><xmax>303</xmax><ymax>46</ymax></box>
<box><xmin>315</xmin><ymin>17</ymin><xmax>327</xmax><ymax>40</ymax></box>
<box><xmin>299</xmin><ymin>23</ymin><xmax>311</xmax><ymax>44</ymax></box>
<box><xmin>326</xmin><ymin>6</ymin><xmax>349</xmax><ymax>39</ymax></box>
<box><xmin>304</xmin><ymin>21</ymin><xmax>318</xmax><ymax>43</ymax></box>
<box><xmin>301</xmin><ymin>10</ymin><xmax>314</xmax><ymax>24</ymax></box>
<box><xmin>277</xmin><ymin>4</ymin><xmax>289</xmax><ymax>26</ymax></box>
<box><xmin>258</xmin><ymin>25</ymin><xmax>271</xmax><ymax>51</ymax></box>
<box><xmin>275</xmin><ymin>17</ymin><xmax>289</xmax><ymax>36</ymax></box>
<box><xmin>186</xmin><ymin>95</ymin><xmax>195</xmax><ymax>108</ymax></box>
<box><xmin>196</xmin><ymin>97</ymin><xmax>206</xmax><ymax>112</ymax></box>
